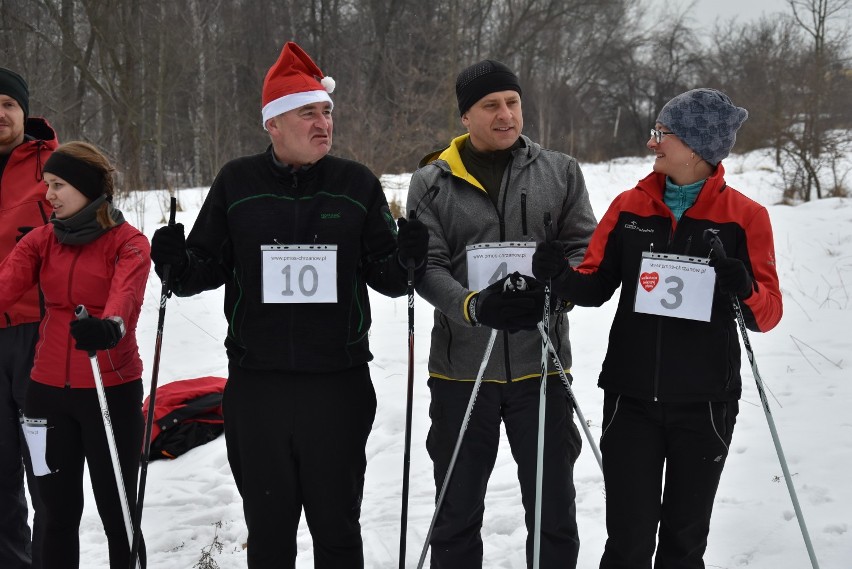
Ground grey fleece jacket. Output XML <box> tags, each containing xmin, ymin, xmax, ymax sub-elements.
<box><xmin>407</xmin><ymin>134</ymin><xmax>597</xmax><ymax>383</ymax></box>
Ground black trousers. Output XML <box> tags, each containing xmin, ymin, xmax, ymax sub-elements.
<box><xmin>426</xmin><ymin>375</ymin><xmax>582</xmax><ymax>569</ymax></box>
<box><xmin>0</xmin><ymin>323</ymin><xmax>42</xmax><ymax>569</ymax></box>
<box><xmin>224</xmin><ymin>363</ymin><xmax>377</xmax><ymax>569</ymax></box>
<box><xmin>23</xmin><ymin>379</ymin><xmax>145</xmax><ymax>569</ymax></box>
<box><xmin>599</xmin><ymin>393</ymin><xmax>738</xmax><ymax>569</ymax></box>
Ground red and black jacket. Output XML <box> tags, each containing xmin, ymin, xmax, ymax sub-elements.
<box><xmin>552</xmin><ymin>164</ymin><xmax>782</xmax><ymax>402</ymax></box>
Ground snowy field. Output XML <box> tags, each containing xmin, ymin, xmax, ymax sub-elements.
<box><xmin>31</xmin><ymin>148</ymin><xmax>852</xmax><ymax>568</ymax></box>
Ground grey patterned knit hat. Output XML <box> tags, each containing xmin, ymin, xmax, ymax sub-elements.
<box><xmin>656</xmin><ymin>88</ymin><xmax>748</xmax><ymax>166</ymax></box>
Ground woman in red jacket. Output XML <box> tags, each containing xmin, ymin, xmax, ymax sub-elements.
<box><xmin>0</xmin><ymin>141</ymin><xmax>151</xmax><ymax>569</ymax></box>
<box><xmin>533</xmin><ymin>89</ymin><xmax>782</xmax><ymax>569</ymax></box>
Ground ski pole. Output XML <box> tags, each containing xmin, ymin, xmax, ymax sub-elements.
<box><xmin>415</xmin><ymin>328</ymin><xmax>498</xmax><ymax>569</ymax></box>
<box><xmin>399</xmin><ymin>208</ymin><xmax>417</xmax><ymax>569</ymax></box>
<box><xmin>703</xmin><ymin>229</ymin><xmax>820</xmax><ymax>569</ymax></box>
<box><xmin>75</xmin><ymin>305</ymin><xmax>137</xmax><ymax>566</ymax></box>
<box><xmin>536</xmin><ymin>322</ymin><xmax>603</xmax><ymax>472</ymax></box>
<box><xmin>129</xmin><ymin>196</ymin><xmax>177</xmax><ymax>569</ymax></box>
<box><xmin>532</xmin><ymin>213</ymin><xmax>553</xmax><ymax>569</ymax></box>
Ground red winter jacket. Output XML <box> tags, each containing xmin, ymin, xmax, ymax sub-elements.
<box><xmin>0</xmin><ymin>117</ymin><xmax>58</xmax><ymax>328</ymax></box>
<box><xmin>0</xmin><ymin>221</ymin><xmax>151</xmax><ymax>388</ymax></box>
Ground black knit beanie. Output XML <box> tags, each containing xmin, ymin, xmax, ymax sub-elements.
<box><xmin>0</xmin><ymin>67</ymin><xmax>30</xmax><ymax>120</ymax></box>
<box><xmin>455</xmin><ymin>60</ymin><xmax>522</xmax><ymax>116</ymax></box>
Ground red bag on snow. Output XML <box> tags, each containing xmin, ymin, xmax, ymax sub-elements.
<box><xmin>142</xmin><ymin>376</ymin><xmax>227</xmax><ymax>460</ymax></box>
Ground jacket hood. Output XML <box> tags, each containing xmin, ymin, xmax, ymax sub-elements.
<box><xmin>11</xmin><ymin>117</ymin><xmax>59</xmax><ymax>184</ymax></box>
<box><xmin>23</xmin><ymin>116</ymin><xmax>58</xmax><ymax>145</ymax></box>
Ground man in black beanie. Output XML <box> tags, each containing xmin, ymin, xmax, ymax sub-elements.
<box><xmin>0</xmin><ymin>66</ymin><xmax>58</xmax><ymax>569</ymax></box>
<box><xmin>407</xmin><ymin>59</ymin><xmax>597</xmax><ymax>568</ymax></box>
<box><xmin>0</xmin><ymin>67</ymin><xmax>31</xmax><ymax>156</ymax></box>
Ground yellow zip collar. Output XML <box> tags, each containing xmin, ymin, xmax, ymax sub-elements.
<box><xmin>437</xmin><ymin>134</ymin><xmax>486</xmax><ymax>192</ymax></box>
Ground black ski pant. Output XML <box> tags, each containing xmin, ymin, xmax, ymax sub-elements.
<box><xmin>223</xmin><ymin>363</ymin><xmax>377</xmax><ymax>569</ymax></box>
<box><xmin>599</xmin><ymin>393</ymin><xmax>738</xmax><ymax>569</ymax></box>
<box><xmin>0</xmin><ymin>323</ymin><xmax>43</xmax><ymax>569</ymax></box>
<box><xmin>23</xmin><ymin>379</ymin><xmax>146</xmax><ymax>569</ymax></box>
<box><xmin>426</xmin><ymin>375</ymin><xmax>582</xmax><ymax>569</ymax></box>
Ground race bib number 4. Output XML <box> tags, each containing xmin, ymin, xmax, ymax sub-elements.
<box><xmin>261</xmin><ymin>245</ymin><xmax>337</xmax><ymax>303</ymax></box>
<box><xmin>466</xmin><ymin>242</ymin><xmax>535</xmax><ymax>291</ymax></box>
<box><xmin>633</xmin><ymin>252</ymin><xmax>714</xmax><ymax>322</ymax></box>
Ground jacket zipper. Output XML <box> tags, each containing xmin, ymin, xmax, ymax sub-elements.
<box><xmin>66</xmin><ymin>249</ymin><xmax>83</xmax><ymax>387</ymax></box>
<box><xmin>287</xmin><ymin>174</ymin><xmax>299</xmax><ymax>370</ymax></box>
<box><xmin>521</xmin><ymin>189</ymin><xmax>528</xmax><ymax>236</ymax></box>
<box><xmin>653</xmin><ymin>225</ymin><xmax>675</xmax><ymax>400</ymax></box>
<box><xmin>498</xmin><ymin>164</ymin><xmax>514</xmax><ymax>379</ymax></box>
<box><xmin>653</xmin><ymin>319</ymin><xmax>662</xmax><ymax>400</ymax></box>
<box><xmin>724</xmin><ymin>328</ymin><xmax>734</xmax><ymax>390</ymax></box>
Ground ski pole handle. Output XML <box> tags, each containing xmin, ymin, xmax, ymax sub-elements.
<box><xmin>161</xmin><ymin>197</ymin><xmax>178</xmax><ymax>294</ymax></box>
<box><xmin>703</xmin><ymin>229</ymin><xmax>727</xmax><ymax>260</ymax></box>
<box><xmin>75</xmin><ymin>305</ymin><xmax>89</xmax><ymax>320</ymax></box>
<box><xmin>168</xmin><ymin>196</ymin><xmax>176</xmax><ymax>226</ymax></box>
<box><xmin>543</xmin><ymin>212</ymin><xmax>553</xmax><ymax>243</ymax></box>
<box><xmin>74</xmin><ymin>305</ymin><xmax>96</xmax><ymax>358</ymax></box>
<box><xmin>406</xmin><ymin>209</ymin><xmax>416</xmax><ymax>271</ymax></box>
<box><xmin>403</xmin><ymin>185</ymin><xmax>439</xmax><ymax>276</ymax></box>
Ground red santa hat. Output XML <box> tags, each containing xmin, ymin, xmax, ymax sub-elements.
<box><xmin>261</xmin><ymin>41</ymin><xmax>336</xmax><ymax>128</ymax></box>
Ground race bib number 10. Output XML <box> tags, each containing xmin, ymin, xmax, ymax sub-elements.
<box><xmin>633</xmin><ymin>252</ymin><xmax>715</xmax><ymax>322</ymax></box>
<box><xmin>261</xmin><ymin>245</ymin><xmax>337</xmax><ymax>303</ymax></box>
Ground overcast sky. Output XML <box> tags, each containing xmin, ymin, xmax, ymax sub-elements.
<box><xmin>656</xmin><ymin>0</ymin><xmax>793</xmax><ymax>30</ymax></box>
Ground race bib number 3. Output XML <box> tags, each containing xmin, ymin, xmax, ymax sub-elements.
<box><xmin>466</xmin><ymin>242</ymin><xmax>535</xmax><ymax>291</ymax></box>
<box><xmin>634</xmin><ymin>252</ymin><xmax>715</xmax><ymax>322</ymax></box>
<box><xmin>261</xmin><ymin>245</ymin><xmax>338</xmax><ymax>303</ymax></box>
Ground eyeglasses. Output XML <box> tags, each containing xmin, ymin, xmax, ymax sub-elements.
<box><xmin>650</xmin><ymin>128</ymin><xmax>675</xmax><ymax>144</ymax></box>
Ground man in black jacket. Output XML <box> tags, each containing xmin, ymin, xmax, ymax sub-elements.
<box><xmin>150</xmin><ymin>42</ymin><xmax>428</xmax><ymax>569</ymax></box>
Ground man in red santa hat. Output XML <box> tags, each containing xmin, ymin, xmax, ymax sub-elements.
<box><xmin>150</xmin><ymin>41</ymin><xmax>429</xmax><ymax>568</ymax></box>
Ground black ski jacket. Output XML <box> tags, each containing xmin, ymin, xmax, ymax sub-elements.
<box><xmin>172</xmin><ymin>148</ymin><xmax>410</xmax><ymax>373</ymax></box>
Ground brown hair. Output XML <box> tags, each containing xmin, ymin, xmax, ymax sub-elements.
<box><xmin>51</xmin><ymin>141</ymin><xmax>118</xmax><ymax>229</ymax></box>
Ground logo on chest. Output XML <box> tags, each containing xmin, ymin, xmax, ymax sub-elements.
<box><xmin>624</xmin><ymin>220</ymin><xmax>654</xmax><ymax>233</ymax></box>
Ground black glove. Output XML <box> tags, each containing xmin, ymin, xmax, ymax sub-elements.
<box><xmin>70</xmin><ymin>317</ymin><xmax>123</xmax><ymax>352</ymax></box>
<box><xmin>468</xmin><ymin>272</ymin><xmax>545</xmax><ymax>332</ymax></box>
<box><xmin>397</xmin><ymin>217</ymin><xmax>429</xmax><ymax>269</ymax></box>
<box><xmin>713</xmin><ymin>257</ymin><xmax>753</xmax><ymax>298</ymax></box>
<box><xmin>16</xmin><ymin>226</ymin><xmax>35</xmax><ymax>242</ymax></box>
<box><xmin>532</xmin><ymin>241</ymin><xmax>569</xmax><ymax>281</ymax></box>
<box><xmin>151</xmin><ymin>223</ymin><xmax>187</xmax><ymax>271</ymax></box>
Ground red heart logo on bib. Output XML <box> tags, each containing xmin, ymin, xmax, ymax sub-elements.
<box><xmin>640</xmin><ymin>272</ymin><xmax>659</xmax><ymax>292</ymax></box>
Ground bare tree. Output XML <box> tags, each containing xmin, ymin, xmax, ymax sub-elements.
<box><xmin>782</xmin><ymin>0</ymin><xmax>852</xmax><ymax>200</ymax></box>
<box><xmin>1</xmin><ymin>0</ymin><xmax>849</xmax><ymax>183</ymax></box>
<box><xmin>705</xmin><ymin>16</ymin><xmax>804</xmax><ymax>158</ymax></box>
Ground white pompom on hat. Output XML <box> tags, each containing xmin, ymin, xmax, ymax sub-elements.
<box><xmin>261</xmin><ymin>41</ymin><xmax>335</xmax><ymax>129</ymax></box>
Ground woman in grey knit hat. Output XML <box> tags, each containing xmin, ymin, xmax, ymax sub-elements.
<box><xmin>532</xmin><ymin>88</ymin><xmax>783</xmax><ymax>568</ymax></box>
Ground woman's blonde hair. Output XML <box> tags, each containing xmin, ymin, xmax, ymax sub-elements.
<box><xmin>52</xmin><ymin>141</ymin><xmax>118</xmax><ymax>229</ymax></box>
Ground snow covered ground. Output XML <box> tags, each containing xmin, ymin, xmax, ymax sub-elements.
<box><xmin>33</xmin><ymin>149</ymin><xmax>852</xmax><ymax>568</ymax></box>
